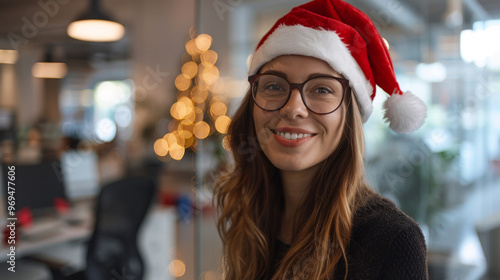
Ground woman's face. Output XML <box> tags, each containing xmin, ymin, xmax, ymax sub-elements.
<box><xmin>253</xmin><ymin>55</ymin><xmax>347</xmax><ymax>173</ymax></box>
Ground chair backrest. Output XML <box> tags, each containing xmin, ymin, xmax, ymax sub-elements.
<box><xmin>85</xmin><ymin>176</ymin><xmax>156</xmax><ymax>280</ymax></box>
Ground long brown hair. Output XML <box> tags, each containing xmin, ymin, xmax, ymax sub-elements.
<box><xmin>213</xmin><ymin>87</ymin><xmax>374</xmax><ymax>279</ymax></box>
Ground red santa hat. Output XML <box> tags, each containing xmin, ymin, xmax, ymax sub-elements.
<box><xmin>248</xmin><ymin>0</ymin><xmax>426</xmax><ymax>134</ymax></box>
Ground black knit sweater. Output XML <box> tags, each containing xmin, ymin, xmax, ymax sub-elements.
<box><xmin>266</xmin><ymin>193</ymin><xmax>429</xmax><ymax>279</ymax></box>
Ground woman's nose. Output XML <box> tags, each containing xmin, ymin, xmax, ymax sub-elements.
<box><xmin>279</xmin><ymin>89</ymin><xmax>309</xmax><ymax>119</ymax></box>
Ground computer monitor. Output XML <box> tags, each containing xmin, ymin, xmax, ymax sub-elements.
<box><xmin>1</xmin><ymin>162</ymin><xmax>68</xmax><ymax>217</ymax></box>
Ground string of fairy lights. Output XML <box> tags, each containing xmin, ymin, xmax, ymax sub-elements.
<box><xmin>153</xmin><ymin>33</ymin><xmax>231</xmax><ymax>161</ymax></box>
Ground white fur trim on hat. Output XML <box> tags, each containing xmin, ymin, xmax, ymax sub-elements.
<box><xmin>383</xmin><ymin>90</ymin><xmax>427</xmax><ymax>134</ymax></box>
<box><xmin>248</xmin><ymin>24</ymin><xmax>373</xmax><ymax>122</ymax></box>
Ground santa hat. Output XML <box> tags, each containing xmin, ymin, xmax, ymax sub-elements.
<box><xmin>248</xmin><ymin>0</ymin><xmax>426</xmax><ymax>134</ymax></box>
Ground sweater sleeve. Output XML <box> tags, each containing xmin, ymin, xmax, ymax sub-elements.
<box><xmin>380</xmin><ymin>225</ymin><xmax>429</xmax><ymax>280</ymax></box>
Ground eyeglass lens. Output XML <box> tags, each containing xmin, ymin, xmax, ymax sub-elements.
<box><xmin>252</xmin><ymin>75</ymin><xmax>344</xmax><ymax>114</ymax></box>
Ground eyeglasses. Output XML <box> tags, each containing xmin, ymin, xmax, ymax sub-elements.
<box><xmin>249</xmin><ymin>74</ymin><xmax>349</xmax><ymax>115</ymax></box>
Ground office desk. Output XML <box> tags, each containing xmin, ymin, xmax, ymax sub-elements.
<box><xmin>0</xmin><ymin>221</ymin><xmax>92</xmax><ymax>262</ymax></box>
<box><xmin>0</xmin><ymin>199</ymin><xmax>94</xmax><ymax>263</ymax></box>
<box><xmin>1</xmin><ymin>205</ymin><xmax>177</xmax><ymax>280</ymax></box>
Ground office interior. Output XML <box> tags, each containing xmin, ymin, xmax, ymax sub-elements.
<box><xmin>0</xmin><ymin>0</ymin><xmax>499</xmax><ymax>279</ymax></box>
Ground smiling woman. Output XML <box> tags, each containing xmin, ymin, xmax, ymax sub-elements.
<box><xmin>213</xmin><ymin>0</ymin><xmax>428</xmax><ymax>279</ymax></box>
<box><xmin>252</xmin><ymin>56</ymin><xmax>346</xmax><ymax>174</ymax></box>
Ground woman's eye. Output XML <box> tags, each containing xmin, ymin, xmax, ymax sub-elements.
<box><xmin>265</xmin><ymin>83</ymin><xmax>285</xmax><ymax>91</ymax></box>
<box><xmin>314</xmin><ymin>87</ymin><xmax>333</xmax><ymax>94</ymax></box>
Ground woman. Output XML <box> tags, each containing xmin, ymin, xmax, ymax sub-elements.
<box><xmin>214</xmin><ymin>0</ymin><xmax>428</xmax><ymax>279</ymax></box>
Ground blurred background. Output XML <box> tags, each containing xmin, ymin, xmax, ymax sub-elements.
<box><xmin>0</xmin><ymin>0</ymin><xmax>499</xmax><ymax>279</ymax></box>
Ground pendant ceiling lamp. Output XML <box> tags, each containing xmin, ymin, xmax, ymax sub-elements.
<box><xmin>32</xmin><ymin>47</ymin><xmax>68</xmax><ymax>79</ymax></box>
<box><xmin>67</xmin><ymin>0</ymin><xmax>125</xmax><ymax>42</ymax></box>
<box><xmin>0</xmin><ymin>49</ymin><xmax>18</xmax><ymax>64</ymax></box>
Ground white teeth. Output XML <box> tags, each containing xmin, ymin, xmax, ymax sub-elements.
<box><xmin>276</xmin><ymin>131</ymin><xmax>312</xmax><ymax>140</ymax></box>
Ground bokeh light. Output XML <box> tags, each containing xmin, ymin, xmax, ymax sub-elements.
<box><xmin>215</xmin><ymin>115</ymin><xmax>231</xmax><ymax>134</ymax></box>
<box><xmin>169</xmin><ymin>144</ymin><xmax>185</xmax><ymax>161</ymax></box>
<box><xmin>156</xmin><ymin>32</ymin><xmax>231</xmax><ymax>162</ymax></box>
<box><xmin>114</xmin><ymin>105</ymin><xmax>132</xmax><ymax>127</ymax></box>
<box><xmin>168</xmin><ymin>259</ymin><xmax>186</xmax><ymax>277</ymax></box>
<box><xmin>178</xmin><ymin>129</ymin><xmax>193</xmax><ymax>140</ymax></box>
<box><xmin>201</xmin><ymin>50</ymin><xmax>218</xmax><ymax>66</ymax></box>
<box><xmin>194</xmin><ymin>121</ymin><xmax>210</xmax><ymax>139</ymax></box>
<box><xmin>185</xmin><ymin>39</ymin><xmax>199</xmax><ymax>55</ymax></box>
<box><xmin>175</xmin><ymin>74</ymin><xmax>192</xmax><ymax>91</ymax></box>
<box><xmin>210</xmin><ymin>101</ymin><xmax>227</xmax><ymax>118</ymax></box>
<box><xmin>195</xmin><ymin>34</ymin><xmax>212</xmax><ymax>52</ymax></box>
<box><xmin>190</xmin><ymin>86</ymin><xmax>209</xmax><ymax>103</ymax></box>
<box><xmin>154</xmin><ymin>138</ymin><xmax>169</xmax><ymax>157</ymax></box>
<box><xmin>179</xmin><ymin>119</ymin><xmax>194</xmax><ymax>131</ymax></box>
<box><xmin>95</xmin><ymin>81</ymin><xmax>131</xmax><ymax>108</ymax></box>
<box><xmin>182</xmin><ymin>61</ymin><xmax>198</xmax><ymax>79</ymax></box>
<box><xmin>170</xmin><ymin>102</ymin><xmax>188</xmax><ymax>120</ymax></box>
<box><xmin>202</xmin><ymin>65</ymin><xmax>219</xmax><ymax>85</ymax></box>
<box><xmin>178</xmin><ymin>96</ymin><xmax>194</xmax><ymax>115</ymax></box>
<box><xmin>164</xmin><ymin>132</ymin><xmax>185</xmax><ymax>149</ymax></box>
<box><xmin>95</xmin><ymin>118</ymin><xmax>117</xmax><ymax>142</ymax></box>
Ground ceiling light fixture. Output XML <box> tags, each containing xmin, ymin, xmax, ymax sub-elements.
<box><xmin>0</xmin><ymin>50</ymin><xmax>18</xmax><ymax>64</ymax></box>
<box><xmin>67</xmin><ymin>0</ymin><xmax>125</xmax><ymax>42</ymax></box>
<box><xmin>32</xmin><ymin>47</ymin><xmax>68</xmax><ymax>79</ymax></box>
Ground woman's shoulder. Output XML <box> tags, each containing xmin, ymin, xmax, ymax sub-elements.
<box><xmin>343</xmin><ymin>193</ymin><xmax>428</xmax><ymax>279</ymax></box>
<box><xmin>348</xmin><ymin>192</ymin><xmax>427</xmax><ymax>258</ymax></box>
<box><xmin>353</xmin><ymin>192</ymin><xmax>422</xmax><ymax>236</ymax></box>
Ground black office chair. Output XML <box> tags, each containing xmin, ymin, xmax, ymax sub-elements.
<box><xmin>42</xmin><ymin>176</ymin><xmax>156</xmax><ymax>280</ymax></box>
<box><xmin>84</xmin><ymin>176</ymin><xmax>156</xmax><ymax>280</ymax></box>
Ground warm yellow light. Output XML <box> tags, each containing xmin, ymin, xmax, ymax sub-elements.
<box><xmin>184</xmin><ymin>136</ymin><xmax>195</xmax><ymax>148</ymax></box>
<box><xmin>0</xmin><ymin>50</ymin><xmax>18</xmax><ymax>64</ymax></box>
<box><xmin>190</xmin><ymin>86</ymin><xmax>209</xmax><ymax>103</ymax></box>
<box><xmin>67</xmin><ymin>19</ymin><xmax>125</xmax><ymax>42</ymax></box>
<box><xmin>179</xmin><ymin>118</ymin><xmax>194</xmax><ymax>128</ymax></box>
<box><xmin>169</xmin><ymin>144</ymin><xmax>185</xmax><ymax>161</ymax></box>
<box><xmin>178</xmin><ymin>120</ymin><xmax>194</xmax><ymax>136</ymax></box>
<box><xmin>154</xmin><ymin>138</ymin><xmax>169</xmax><ymax>157</ymax></box>
<box><xmin>202</xmin><ymin>65</ymin><xmax>219</xmax><ymax>85</ymax></box>
<box><xmin>200</xmin><ymin>50</ymin><xmax>218</xmax><ymax>66</ymax></box>
<box><xmin>210</xmin><ymin>101</ymin><xmax>227</xmax><ymax>118</ymax></box>
<box><xmin>185</xmin><ymin>39</ymin><xmax>199</xmax><ymax>55</ymax></box>
<box><xmin>175</xmin><ymin>74</ymin><xmax>192</xmax><ymax>91</ymax></box>
<box><xmin>177</xmin><ymin>129</ymin><xmax>194</xmax><ymax>148</ymax></box>
<box><xmin>193</xmin><ymin>121</ymin><xmax>210</xmax><ymax>139</ymax></box>
<box><xmin>178</xmin><ymin>129</ymin><xmax>193</xmax><ymax>140</ymax></box>
<box><xmin>170</xmin><ymin>102</ymin><xmax>188</xmax><ymax>120</ymax></box>
<box><xmin>163</xmin><ymin>132</ymin><xmax>185</xmax><ymax>149</ymax></box>
<box><xmin>178</xmin><ymin>96</ymin><xmax>194</xmax><ymax>115</ymax></box>
<box><xmin>181</xmin><ymin>61</ymin><xmax>198</xmax><ymax>79</ymax></box>
<box><xmin>184</xmin><ymin>109</ymin><xmax>196</xmax><ymax>124</ymax></box>
<box><xmin>168</xmin><ymin>259</ymin><xmax>186</xmax><ymax>277</ymax></box>
<box><xmin>194</xmin><ymin>107</ymin><xmax>204</xmax><ymax>122</ymax></box>
<box><xmin>222</xmin><ymin>136</ymin><xmax>231</xmax><ymax>151</ymax></box>
<box><xmin>195</xmin><ymin>34</ymin><xmax>212</xmax><ymax>52</ymax></box>
<box><xmin>215</xmin><ymin>115</ymin><xmax>231</xmax><ymax>134</ymax></box>
<box><xmin>32</xmin><ymin>62</ymin><xmax>68</xmax><ymax>79</ymax></box>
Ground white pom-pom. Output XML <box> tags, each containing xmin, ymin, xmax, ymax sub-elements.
<box><xmin>383</xmin><ymin>91</ymin><xmax>427</xmax><ymax>134</ymax></box>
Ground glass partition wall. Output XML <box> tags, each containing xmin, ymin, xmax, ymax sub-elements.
<box><xmin>193</xmin><ymin>1</ymin><xmax>500</xmax><ymax>280</ymax></box>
